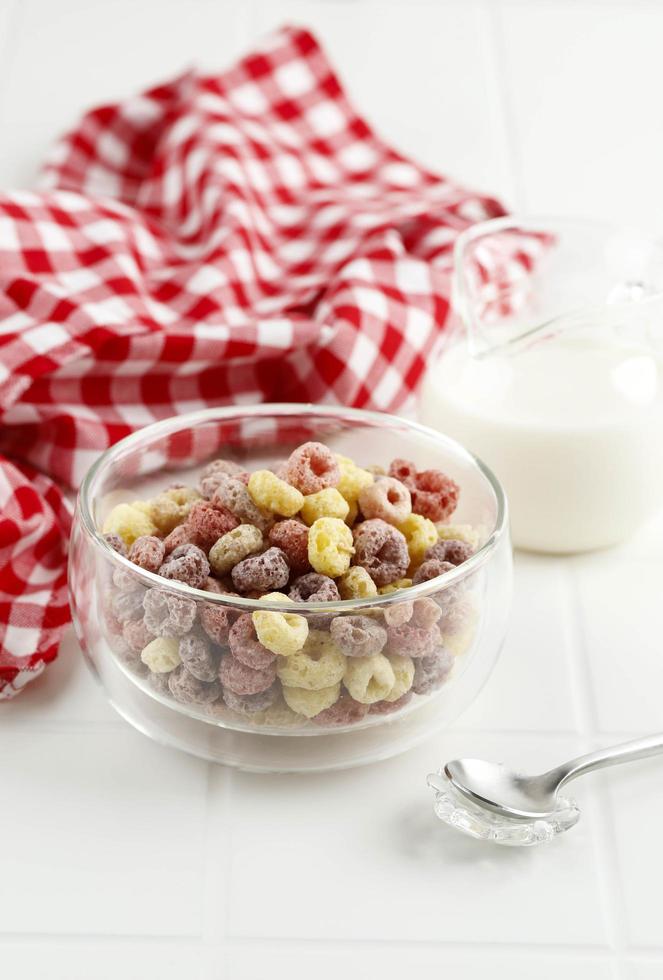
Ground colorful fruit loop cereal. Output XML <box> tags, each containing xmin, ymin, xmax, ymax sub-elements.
<box><xmin>229</xmin><ymin>614</ymin><xmax>276</xmax><ymax>670</ymax></box>
<box><xmin>168</xmin><ymin>665</ymin><xmax>221</xmax><ymax>705</ymax></box>
<box><xmin>231</xmin><ymin>547</ymin><xmax>290</xmax><ymax>593</ymax></box>
<box><xmin>300</xmin><ymin>487</ymin><xmax>349</xmax><ymax>525</ymax></box>
<box><xmin>285</xmin><ymin>442</ymin><xmax>340</xmax><ymax>495</ymax></box>
<box><xmin>158</xmin><ymin>544</ymin><xmax>210</xmax><ymax>589</ymax></box>
<box><xmin>337</xmin><ymin>566</ymin><xmax>377</xmax><ymax>600</ymax></box>
<box><xmin>268</xmin><ymin>520</ymin><xmax>311</xmax><ymax>575</ymax></box>
<box><xmin>358</xmin><ymin>476</ymin><xmax>411</xmax><ymax>525</ymax></box>
<box><xmin>252</xmin><ymin>593</ymin><xmax>309</xmax><ymax>657</ymax></box>
<box><xmin>282</xmin><ymin>682</ymin><xmax>341</xmax><ymax>719</ymax></box>
<box><xmin>208</xmin><ymin>524</ymin><xmax>262</xmax><ymax>576</ymax></box>
<box><xmin>343</xmin><ymin>653</ymin><xmax>396</xmax><ymax>704</ymax></box>
<box><xmin>141</xmin><ymin>636</ymin><xmax>181</xmax><ymax>673</ymax></box>
<box><xmin>100</xmin><ymin>442</ymin><xmax>479</xmax><ymax>727</ymax></box>
<box><xmin>143</xmin><ymin>588</ymin><xmax>197</xmax><ymax>637</ymax></box>
<box><xmin>219</xmin><ymin>652</ymin><xmax>277</xmax><ymax>696</ymax></box>
<box><xmin>276</xmin><ymin>629</ymin><xmax>346</xmax><ymax>691</ymax></box>
<box><xmin>329</xmin><ymin>615</ymin><xmax>387</xmax><ymax>658</ymax></box>
<box><xmin>248</xmin><ymin>470</ymin><xmax>304</xmax><ymax>517</ymax></box>
<box><xmin>352</xmin><ymin>519</ymin><xmax>408</xmax><ymax>586</ymax></box>
<box><xmin>308</xmin><ymin>518</ymin><xmax>354</xmax><ymax>577</ymax></box>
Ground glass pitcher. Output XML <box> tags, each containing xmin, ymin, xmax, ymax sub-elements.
<box><xmin>419</xmin><ymin>216</ymin><xmax>663</xmax><ymax>553</ymax></box>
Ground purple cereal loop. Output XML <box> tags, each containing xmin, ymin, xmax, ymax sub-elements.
<box><xmin>383</xmin><ymin>600</ymin><xmax>414</xmax><ymax>628</ymax></box>
<box><xmin>228</xmin><ymin>614</ymin><xmax>276</xmax><ymax>670</ymax></box>
<box><xmin>411</xmin><ymin>558</ymin><xmax>455</xmax><ymax>586</ymax></box>
<box><xmin>424</xmin><ymin>538</ymin><xmax>474</xmax><ymax>567</ymax></box>
<box><xmin>103</xmin><ymin>532</ymin><xmax>127</xmax><ymax>558</ymax></box>
<box><xmin>158</xmin><ymin>543</ymin><xmax>210</xmax><ymax>589</ymax></box>
<box><xmin>288</xmin><ymin>572</ymin><xmax>340</xmax><ymax>604</ymax></box>
<box><xmin>219</xmin><ymin>653</ymin><xmax>277</xmax><ymax>695</ymax></box>
<box><xmin>412</xmin><ymin>645</ymin><xmax>454</xmax><ymax>695</ymax></box>
<box><xmin>369</xmin><ymin>691</ymin><xmax>413</xmax><ymax>715</ymax></box>
<box><xmin>222</xmin><ymin>683</ymin><xmax>279</xmax><ymax>715</ymax></box>
<box><xmin>212</xmin><ymin>476</ymin><xmax>271</xmax><ymax>531</ymax></box>
<box><xmin>179</xmin><ymin>631</ymin><xmax>219</xmax><ymax>682</ymax></box>
<box><xmin>168</xmin><ymin>665</ymin><xmax>221</xmax><ymax>705</ymax></box>
<box><xmin>128</xmin><ymin>535</ymin><xmax>166</xmax><ymax>573</ymax></box>
<box><xmin>352</xmin><ymin>519</ymin><xmax>409</xmax><ymax>587</ymax></box>
<box><xmin>122</xmin><ymin>617</ymin><xmax>155</xmax><ymax>654</ymax></box>
<box><xmin>312</xmin><ymin>694</ymin><xmax>369</xmax><ymax>727</ymax></box>
<box><xmin>289</xmin><ymin>571</ymin><xmax>340</xmax><ymax>626</ymax></box>
<box><xmin>411</xmin><ymin>597</ymin><xmax>442</xmax><ymax>630</ymax></box>
<box><xmin>231</xmin><ymin>547</ymin><xmax>290</xmax><ymax>594</ymax></box>
<box><xmin>329</xmin><ymin>615</ymin><xmax>388</xmax><ymax>658</ymax></box>
<box><xmin>387</xmin><ymin>621</ymin><xmax>441</xmax><ymax>659</ymax></box>
<box><xmin>111</xmin><ymin>588</ymin><xmax>146</xmax><ymax>624</ymax></box>
<box><xmin>143</xmin><ymin>587</ymin><xmax>197</xmax><ymax>637</ymax></box>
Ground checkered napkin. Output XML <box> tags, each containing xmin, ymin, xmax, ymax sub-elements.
<box><xmin>0</xmin><ymin>25</ymin><xmax>511</xmax><ymax>699</ymax></box>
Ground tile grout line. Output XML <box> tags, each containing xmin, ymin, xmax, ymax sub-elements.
<box><xmin>563</xmin><ymin>560</ymin><xmax>630</xmax><ymax>962</ymax></box>
<box><xmin>2</xmin><ymin>931</ymin><xmax>663</xmax><ymax>958</ymax></box>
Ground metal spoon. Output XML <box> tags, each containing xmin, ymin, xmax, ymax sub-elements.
<box><xmin>429</xmin><ymin>732</ymin><xmax>663</xmax><ymax>821</ymax></box>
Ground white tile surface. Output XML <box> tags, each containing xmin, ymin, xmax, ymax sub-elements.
<box><xmin>0</xmin><ymin>729</ymin><xmax>208</xmax><ymax>935</ymax></box>
<box><xmin>225</xmin><ymin>732</ymin><xmax>606</xmax><ymax>944</ymax></box>
<box><xmin>573</xmin><ymin>556</ymin><xmax>663</xmax><ymax>734</ymax></box>
<box><xmin>460</xmin><ymin>553</ymin><xmax>578</xmax><ymax>733</ymax></box>
<box><xmin>0</xmin><ymin>942</ymin><xmax>207</xmax><ymax>980</ymax></box>
<box><xmin>604</xmin><ymin>761</ymin><xmax>663</xmax><ymax>949</ymax></box>
<box><xmin>2</xmin><ymin>0</ymin><xmax>663</xmax><ymax>976</ymax></box>
<box><xmin>222</xmin><ymin>946</ymin><xmax>621</xmax><ymax>980</ymax></box>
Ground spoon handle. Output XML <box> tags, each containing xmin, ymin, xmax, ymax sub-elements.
<box><xmin>545</xmin><ymin>732</ymin><xmax>663</xmax><ymax>790</ymax></box>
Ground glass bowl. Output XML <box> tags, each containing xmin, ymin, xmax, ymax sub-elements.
<box><xmin>69</xmin><ymin>404</ymin><xmax>512</xmax><ymax>772</ymax></box>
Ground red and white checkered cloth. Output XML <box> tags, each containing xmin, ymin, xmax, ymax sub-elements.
<box><xmin>0</xmin><ymin>25</ymin><xmax>514</xmax><ymax>699</ymax></box>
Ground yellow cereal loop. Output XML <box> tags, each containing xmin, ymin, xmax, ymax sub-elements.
<box><xmin>209</xmin><ymin>524</ymin><xmax>262</xmax><ymax>576</ymax></box>
<box><xmin>147</xmin><ymin>486</ymin><xmax>200</xmax><ymax>534</ymax></box>
<box><xmin>276</xmin><ymin>629</ymin><xmax>346</xmax><ymax>690</ymax></box>
<box><xmin>140</xmin><ymin>637</ymin><xmax>181</xmax><ymax>673</ymax></box>
<box><xmin>378</xmin><ymin>578</ymin><xmax>413</xmax><ymax>595</ymax></box>
<box><xmin>338</xmin><ymin>566</ymin><xmax>378</xmax><ymax>600</ymax></box>
<box><xmin>103</xmin><ymin>502</ymin><xmax>158</xmax><ymax>546</ymax></box>
<box><xmin>252</xmin><ymin>593</ymin><xmax>309</xmax><ymax>657</ymax></box>
<box><xmin>345</xmin><ymin>499</ymin><xmax>359</xmax><ymax>526</ymax></box>
<box><xmin>250</xmin><ymin>696</ymin><xmax>306</xmax><ymax>728</ymax></box>
<box><xmin>436</xmin><ymin>522</ymin><xmax>483</xmax><ymax>551</ymax></box>
<box><xmin>384</xmin><ymin>653</ymin><xmax>415</xmax><ymax>702</ymax></box>
<box><xmin>397</xmin><ymin>513</ymin><xmax>438</xmax><ymax>566</ymax></box>
<box><xmin>164</xmin><ymin>486</ymin><xmax>200</xmax><ymax>508</ymax></box>
<box><xmin>300</xmin><ymin>487</ymin><xmax>349</xmax><ymax>526</ymax></box>
<box><xmin>308</xmin><ymin>517</ymin><xmax>354</xmax><ymax>577</ymax></box>
<box><xmin>248</xmin><ymin>470</ymin><xmax>304</xmax><ymax>517</ymax></box>
<box><xmin>343</xmin><ymin>653</ymin><xmax>396</xmax><ymax>704</ymax></box>
<box><xmin>443</xmin><ymin>625</ymin><xmax>476</xmax><ymax>658</ymax></box>
<box><xmin>282</xmin><ymin>682</ymin><xmax>341</xmax><ymax>719</ymax></box>
<box><xmin>335</xmin><ymin>454</ymin><xmax>374</xmax><ymax>505</ymax></box>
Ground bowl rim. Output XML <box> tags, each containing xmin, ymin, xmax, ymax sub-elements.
<box><xmin>76</xmin><ymin>403</ymin><xmax>509</xmax><ymax>612</ymax></box>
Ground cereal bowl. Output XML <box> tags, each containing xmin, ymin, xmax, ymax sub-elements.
<box><xmin>69</xmin><ymin>404</ymin><xmax>511</xmax><ymax>772</ymax></box>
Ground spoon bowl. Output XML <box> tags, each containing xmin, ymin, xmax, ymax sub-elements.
<box><xmin>429</xmin><ymin>732</ymin><xmax>663</xmax><ymax>846</ymax></box>
<box><xmin>444</xmin><ymin>759</ymin><xmax>560</xmax><ymax>820</ymax></box>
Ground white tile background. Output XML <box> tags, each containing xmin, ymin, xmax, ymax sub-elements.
<box><xmin>1</xmin><ymin>1</ymin><xmax>663</xmax><ymax>977</ymax></box>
